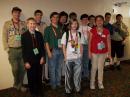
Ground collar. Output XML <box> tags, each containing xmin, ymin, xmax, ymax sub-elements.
<box><xmin>29</xmin><ymin>30</ymin><xmax>35</xmax><ymax>34</ymax></box>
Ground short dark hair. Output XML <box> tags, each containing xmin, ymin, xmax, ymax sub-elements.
<box><xmin>26</xmin><ymin>17</ymin><xmax>36</xmax><ymax>23</ymax></box>
<box><xmin>50</xmin><ymin>12</ymin><xmax>59</xmax><ymax>19</ymax></box>
<box><xmin>69</xmin><ymin>12</ymin><xmax>77</xmax><ymax>19</ymax></box>
<box><xmin>80</xmin><ymin>14</ymin><xmax>88</xmax><ymax>20</ymax></box>
<box><xmin>34</xmin><ymin>10</ymin><xmax>43</xmax><ymax>16</ymax></box>
<box><xmin>59</xmin><ymin>11</ymin><xmax>68</xmax><ymax>23</ymax></box>
<box><xmin>68</xmin><ymin>19</ymin><xmax>79</xmax><ymax>30</ymax></box>
<box><xmin>116</xmin><ymin>14</ymin><xmax>122</xmax><ymax>19</ymax></box>
<box><xmin>95</xmin><ymin>15</ymin><xmax>104</xmax><ymax>21</ymax></box>
<box><xmin>59</xmin><ymin>11</ymin><xmax>68</xmax><ymax>18</ymax></box>
<box><xmin>88</xmin><ymin>15</ymin><xmax>95</xmax><ymax>20</ymax></box>
<box><xmin>12</xmin><ymin>7</ymin><xmax>22</xmax><ymax>13</ymax></box>
<box><xmin>105</xmin><ymin>12</ymin><xmax>111</xmax><ymax>17</ymax></box>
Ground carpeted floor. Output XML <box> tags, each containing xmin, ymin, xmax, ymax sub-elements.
<box><xmin>0</xmin><ymin>62</ymin><xmax>130</xmax><ymax>97</ymax></box>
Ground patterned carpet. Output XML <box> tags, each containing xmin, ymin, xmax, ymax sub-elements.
<box><xmin>0</xmin><ymin>62</ymin><xmax>130</xmax><ymax>97</ymax></box>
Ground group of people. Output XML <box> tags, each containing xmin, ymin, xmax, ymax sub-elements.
<box><xmin>2</xmin><ymin>7</ymin><xmax>129</xmax><ymax>97</ymax></box>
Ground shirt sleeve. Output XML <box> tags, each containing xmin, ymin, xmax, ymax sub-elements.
<box><xmin>21</xmin><ymin>34</ymin><xmax>30</xmax><ymax>63</ymax></box>
<box><xmin>61</xmin><ymin>32</ymin><xmax>66</xmax><ymax>45</ymax></box>
<box><xmin>2</xmin><ymin>22</ymin><xmax>9</xmax><ymax>52</ymax></box>
<box><xmin>44</xmin><ymin>27</ymin><xmax>49</xmax><ymax>43</ymax></box>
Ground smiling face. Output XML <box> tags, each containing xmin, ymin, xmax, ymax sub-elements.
<box><xmin>59</xmin><ymin>16</ymin><xmax>67</xmax><ymax>24</ymax></box>
<box><xmin>12</xmin><ymin>11</ymin><xmax>21</xmax><ymax>20</ymax></box>
<box><xmin>34</xmin><ymin>12</ymin><xmax>43</xmax><ymax>23</ymax></box>
<box><xmin>105</xmin><ymin>15</ymin><xmax>111</xmax><ymax>23</ymax></box>
<box><xmin>96</xmin><ymin>17</ymin><xmax>104</xmax><ymax>27</ymax></box>
<box><xmin>51</xmin><ymin>14</ymin><xmax>59</xmax><ymax>24</ymax></box>
<box><xmin>116</xmin><ymin>16</ymin><xmax>122</xmax><ymax>23</ymax></box>
<box><xmin>81</xmin><ymin>18</ymin><xmax>89</xmax><ymax>25</ymax></box>
<box><xmin>70</xmin><ymin>20</ymin><xmax>79</xmax><ymax>31</ymax></box>
<box><xmin>89</xmin><ymin>17</ymin><xmax>95</xmax><ymax>24</ymax></box>
<box><xmin>27</xmin><ymin>19</ymin><xmax>36</xmax><ymax>32</ymax></box>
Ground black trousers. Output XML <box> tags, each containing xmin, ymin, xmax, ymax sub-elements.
<box><xmin>111</xmin><ymin>40</ymin><xmax>124</xmax><ymax>58</ymax></box>
<box><xmin>27</xmin><ymin>60</ymin><xmax>43</xmax><ymax>96</ymax></box>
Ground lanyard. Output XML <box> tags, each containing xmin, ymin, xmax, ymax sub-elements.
<box><xmin>70</xmin><ymin>31</ymin><xmax>78</xmax><ymax>48</ymax></box>
<box><xmin>52</xmin><ymin>26</ymin><xmax>62</xmax><ymax>39</ymax></box>
<box><xmin>12</xmin><ymin>19</ymin><xmax>20</xmax><ymax>35</ymax></box>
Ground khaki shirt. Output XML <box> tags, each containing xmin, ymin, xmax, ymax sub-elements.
<box><xmin>112</xmin><ymin>22</ymin><xmax>129</xmax><ymax>41</ymax></box>
<box><xmin>35</xmin><ymin>22</ymin><xmax>47</xmax><ymax>36</ymax></box>
<box><xmin>2</xmin><ymin>20</ymin><xmax>27</xmax><ymax>51</ymax></box>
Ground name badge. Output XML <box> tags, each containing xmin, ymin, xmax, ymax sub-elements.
<box><xmin>102</xmin><ymin>35</ymin><xmax>106</xmax><ymax>38</ymax></box>
<box><xmin>58</xmin><ymin>39</ymin><xmax>62</xmax><ymax>48</ymax></box>
<box><xmin>97</xmin><ymin>41</ymin><xmax>105</xmax><ymax>50</ymax></box>
<box><xmin>15</xmin><ymin>35</ymin><xmax>21</xmax><ymax>41</ymax></box>
<box><xmin>33</xmin><ymin>48</ymin><xmax>39</xmax><ymax>55</ymax></box>
<box><xmin>9</xmin><ymin>28</ymin><xmax>15</xmax><ymax>35</ymax></box>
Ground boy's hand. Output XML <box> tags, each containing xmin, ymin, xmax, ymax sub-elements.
<box><xmin>48</xmin><ymin>52</ymin><xmax>52</xmax><ymax>59</ymax></box>
<box><xmin>25</xmin><ymin>62</ymin><xmax>31</xmax><ymax>69</ymax></box>
<box><xmin>64</xmin><ymin>55</ymin><xmax>67</xmax><ymax>62</ymax></box>
<box><xmin>40</xmin><ymin>57</ymin><xmax>45</xmax><ymax>65</ymax></box>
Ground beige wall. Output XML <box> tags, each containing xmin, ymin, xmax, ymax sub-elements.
<box><xmin>0</xmin><ymin>0</ymin><xmax>129</xmax><ymax>90</ymax></box>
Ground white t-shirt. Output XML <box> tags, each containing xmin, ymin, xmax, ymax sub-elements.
<box><xmin>61</xmin><ymin>31</ymin><xmax>82</xmax><ymax>60</ymax></box>
<box><xmin>78</xmin><ymin>25</ymin><xmax>91</xmax><ymax>45</ymax></box>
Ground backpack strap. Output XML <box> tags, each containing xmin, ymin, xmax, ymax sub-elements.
<box><xmin>66</xmin><ymin>32</ymin><xmax>69</xmax><ymax>48</ymax></box>
<box><xmin>78</xmin><ymin>32</ymin><xmax>81</xmax><ymax>38</ymax></box>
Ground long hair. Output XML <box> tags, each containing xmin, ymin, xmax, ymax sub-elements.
<box><xmin>68</xmin><ymin>19</ymin><xmax>79</xmax><ymax>30</ymax></box>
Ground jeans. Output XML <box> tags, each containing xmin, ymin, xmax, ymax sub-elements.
<box><xmin>48</xmin><ymin>48</ymin><xmax>63</xmax><ymax>89</ymax></box>
<box><xmin>82</xmin><ymin>44</ymin><xmax>89</xmax><ymax>78</ymax></box>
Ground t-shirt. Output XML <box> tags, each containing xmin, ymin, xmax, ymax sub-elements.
<box><xmin>90</xmin><ymin>27</ymin><xmax>109</xmax><ymax>54</ymax></box>
<box><xmin>104</xmin><ymin>22</ymin><xmax>113</xmax><ymax>35</ymax></box>
<box><xmin>78</xmin><ymin>25</ymin><xmax>91</xmax><ymax>45</ymax></box>
<box><xmin>61</xmin><ymin>31</ymin><xmax>82</xmax><ymax>60</ymax></box>
<box><xmin>44</xmin><ymin>24</ymin><xmax>62</xmax><ymax>49</ymax></box>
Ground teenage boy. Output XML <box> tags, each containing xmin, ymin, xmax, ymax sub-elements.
<box><xmin>21</xmin><ymin>17</ymin><xmax>46</xmax><ymax>97</ymax></box>
<box><xmin>44</xmin><ymin>12</ymin><xmax>63</xmax><ymax>89</ymax></box>
<box><xmin>78</xmin><ymin>14</ymin><xmax>91</xmax><ymax>80</ymax></box>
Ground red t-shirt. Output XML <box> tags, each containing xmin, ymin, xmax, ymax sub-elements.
<box><xmin>90</xmin><ymin>27</ymin><xmax>110</xmax><ymax>54</ymax></box>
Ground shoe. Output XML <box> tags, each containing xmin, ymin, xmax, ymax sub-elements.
<box><xmin>51</xmin><ymin>85</ymin><xmax>56</xmax><ymax>90</ymax></box>
<box><xmin>76</xmin><ymin>91</ymin><xmax>83</xmax><ymax>96</ymax></box>
<box><xmin>64</xmin><ymin>93</ymin><xmax>72</xmax><ymax>97</ymax></box>
<box><xmin>56</xmin><ymin>85</ymin><xmax>63</xmax><ymax>89</ymax></box>
<box><xmin>13</xmin><ymin>85</ymin><xmax>19</xmax><ymax>90</ymax></box>
<box><xmin>45</xmin><ymin>79</ymin><xmax>50</xmax><ymax>84</ymax></box>
<box><xmin>90</xmin><ymin>83</ymin><xmax>95</xmax><ymax>89</ymax></box>
<box><xmin>116</xmin><ymin>65</ymin><xmax>121</xmax><ymax>70</ymax></box>
<box><xmin>109</xmin><ymin>65</ymin><xmax>115</xmax><ymax>70</ymax></box>
<box><xmin>98</xmin><ymin>83</ymin><xmax>104</xmax><ymax>89</ymax></box>
<box><xmin>20</xmin><ymin>86</ymin><xmax>27</xmax><ymax>92</ymax></box>
<box><xmin>31</xmin><ymin>94</ymin><xmax>38</xmax><ymax>97</ymax></box>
